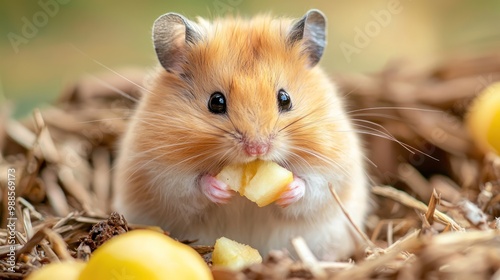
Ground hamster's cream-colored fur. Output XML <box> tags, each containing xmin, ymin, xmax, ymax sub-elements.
<box><xmin>113</xmin><ymin>10</ymin><xmax>368</xmax><ymax>260</ymax></box>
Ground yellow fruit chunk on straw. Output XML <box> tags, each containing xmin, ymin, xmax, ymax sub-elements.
<box><xmin>79</xmin><ymin>230</ymin><xmax>212</xmax><ymax>280</ymax></box>
<box><xmin>212</xmin><ymin>237</ymin><xmax>262</xmax><ymax>270</ymax></box>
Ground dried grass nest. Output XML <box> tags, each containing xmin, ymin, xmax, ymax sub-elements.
<box><xmin>1</xmin><ymin>53</ymin><xmax>500</xmax><ymax>279</ymax></box>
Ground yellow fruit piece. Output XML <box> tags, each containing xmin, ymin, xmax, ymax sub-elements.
<box><xmin>212</xmin><ymin>237</ymin><xmax>262</xmax><ymax>270</ymax></box>
<box><xmin>466</xmin><ymin>82</ymin><xmax>500</xmax><ymax>154</ymax></box>
<box><xmin>216</xmin><ymin>160</ymin><xmax>293</xmax><ymax>207</ymax></box>
<box><xmin>216</xmin><ymin>163</ymin><xmax>245</xmax><ymax>193</ymax></box>
<box><xmin>243</xmin><ymin>160</ymin><xmax>293</xmax><ymax>207</ymax></box>
<box><xmin>78</xmin><ymin>230</ymin><xmax>212</xmax><ymax>280</ymax></box>
<box><xmin>26</xmin><ymin>261</ymin><xmax>86</xmax><ymax>280</ymax></box>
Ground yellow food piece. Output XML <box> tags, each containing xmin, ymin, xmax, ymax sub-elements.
<box><xmin>212</xmin><ymin>237</ymin><xmax>262</xmax><ymax>270</ymax></box>
<box><xmin>466</xmin><ymin>82</ymin><xmax>500</xmax><ymax>154</ymax></box>
<box><xmin>216</xmin><ymin>160</ymin><xmax>293</xmax><ymax>207</ymax></box>
<box><xmin>216</xmin><ymin>163</ymin><xmax>245</xmax><ymax>192</ymax></box>
<box><xmin>78</xmin><ymin>230</ymin><xmax>212</xmax><ymax>280</ymax></box>
<box><xmin>26</xmin><ymin>261</ymin><xmax>86</xmax><ymax>280</ymax></box>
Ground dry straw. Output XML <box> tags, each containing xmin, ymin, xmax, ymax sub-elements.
<box><xmin>1</xmin><ymin>56</ymin><xmax>500</xmax><ymax>279</ymax></box>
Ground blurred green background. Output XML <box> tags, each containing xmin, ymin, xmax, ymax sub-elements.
<box><xmin>1</xmin><ymin>0</ymin><xmax>500</xmax><ymax>117</ymax></box>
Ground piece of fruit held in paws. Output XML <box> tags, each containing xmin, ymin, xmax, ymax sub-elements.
<box><xmin>215</xmin><ymin>160</ymin><xmax>297</xmax><ymax>207</ymax></box>
<box><xmin>212</xmin><ymin>237</ymin><xmax>263</xmax><ymax>270</ymax></box>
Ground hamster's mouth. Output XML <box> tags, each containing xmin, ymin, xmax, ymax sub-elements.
<box><xmin>220</xmin><ymin>158</ymin><xmax>289</xmax><ymax>170</ymax></box>
<box><xmin>241</xmin><ymin>152</ymin><xmax>278</xmax><ymax>164</ymax></box>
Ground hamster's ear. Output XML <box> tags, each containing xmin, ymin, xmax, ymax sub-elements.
<box><xmin>153</xmin><ymin>13</ymin><xmax>202</xmax><ymax>73</ymax></box>
<box><xmin>287</xmin><ymin>9</ymin><xmax>326</xmax><ymax>67</ymax></box>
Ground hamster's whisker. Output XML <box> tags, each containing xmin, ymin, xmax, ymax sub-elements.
<box><xmin>138</xmin><ymin>112</ymin><xmax>231</xmax><ymax>138</ymax></box>
<box><xmin>346</xmin><ymin>125</ymin><xmax>411</xmax><ymax>152</ymax></box>
<box><xmin>349</xmin><ymin>113</ymin><xmax>401</xmax><ymax>121</ymax></box>
<box><xmin>280</xmin><ymin>116</ymin><xmax>336</xmax><ymax>135</ymax></box>
<box><xmin>340</xmin><ymin>127</ymin><xmax>439</xmax><ymax>161</ymax></box>
<box><xmin>360</xmin><ymin>153</ymin><xmax>378</xmax><ymax>168</ymax></box>
<box><xmin>164</xmin><ymin>147</ymin><xmax>229</xmax><ymax>173</ymax></box>
<box><xmin>271</xmin><ymin>109</ymin><xmax>283</xmax><ymax>134</ymax></box>
<box><xmin>349</xmin><ymin>121</ymin><xmax>408</xmax><ymax>147</ymax></box>
<box><xmin>189</xmin><ymin>113</ymin><xmax>234</xmax><ymax>135</ymax></box>
<box><xmin>88</xmin><ymin>74</ymin><xmax>140</xmax><ymax>102</ymax></box>
<box><xmin>332</xmin><ymin>146</ymin><xmax>377</xmax><ymax>173</ymax></box>
<box><xmin>127</xmin><ymin>143</ymin><xmax>215</xmax><ymax>181</ymax></box>
<box><xmin>69</xmin><ymin>107</ymin><xmax>131</xmax><ymax>113</ymax></box>
<box><xmin>137</xmin><ymin>119</ymin><xmax>226</xmax><ymax>138</ymax></box>
<box><xmin>206</xmin><ymin>147</ymin><xmax>239</xmax><ymax>172</ymax></box>
<box><xmin>130</xmin><ymin>141</ymin><xmax>221</xmax><ymax>168</ymax></box>
<box><xmin>347</xmin><ymin>106</ymin><xmax>440</xmax><ymax>114</ymax></box>
<box><xmin>278</xmin><ymin>111</ymin><xmax>317</xmax><ymax>132</ymax></box>
<box><xmin>279</xmin><ymin>105</ymin><xmax>343</xmax><ymax>135</ymax></box>
<box><xmin>140</xmin><ymin>112</ymin><xmax>194</xmax><ymax>125</ymax></box>
<box><xmin>125</xmin><ymin>144</ymin><xmax>227</xmax><ymax>184</ymax></box>
<box><xmin>124</xmin><ymin>152</ymin><xmax>171</xmax><ymax>185</ymax></box>
<box><xmin>135</xmin><ymin>118</ymin><xmax>168</xmax><ymax>129</ymax></box>
<box><xmin>135</xmin><ymin>116</ymin><xmax>202</xmax><ymax>131</ymax></box>
<box><xmin>342</xmin><ymin>116</ymin><xmax>439</xmax><ymax>161</ymax></box>
<box><xmin>339</xmin><ymin>85</ymin><xmax>360</xmax><ymax>99</ymax></box>
<box><xmin>70</xmin><ymin>44</ymin><xmax>158</xmax><ymax>97</ymax></box>
<box><xmin>77</xmin><ymin>117</ymin><xmax>128</xmax><ymax>124</ymax></box>
<box><xmin>289</xmin><ymin>146</ymin><xmax>351</xmax><ymax>179</ymax></box>
<box><xmin>137</xmin><ymin>114</ymin><xmax>194</xmax><ymax>129</ymax></box>
<box><xmin>280</xmin><ymin>150</ymin><xmax>316</xmax><ymax>175</ymax></box>
<box><xmin>225</xmin><ymin>116</ymin><xmax>251</xmax><ymax>142</ymax></box>
<box><xmin>351</xmin><ymin>119</ymin><xmax>400</xmax><ymax>143</ymax></box>
<box><xmin>131</xmin><ymin>142</ymin><xmax>197</xmax><ymax>158</ymax></box>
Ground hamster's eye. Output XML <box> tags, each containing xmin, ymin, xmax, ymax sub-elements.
<box><xmin>208</xmin><ymin>92</ymin><xmax>227</xmax><ymax>114</ymax></box>
<box><xmin>277</xmin><ymin>89</ymin><xmax>292</xmax><ymax>112</ymax></box>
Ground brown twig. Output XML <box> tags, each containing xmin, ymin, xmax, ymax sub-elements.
<box><xmin>329</xmin><ymin>184</ymin><xmax>377</xmax><ymax>249</ymax></box>
<box><xmin>372</xmin><ymin>185</ymin><xmax>464</xmax><ymax>231</ymax></box>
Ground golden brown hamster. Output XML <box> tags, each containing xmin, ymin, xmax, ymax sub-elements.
<box><xmin>113</xmin><ymin>9</ymin><xmax>368</xmax><ymax>260</ymax></box>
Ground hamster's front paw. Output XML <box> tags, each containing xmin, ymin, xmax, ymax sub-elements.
<box><xmin>200</xmin><ymin>174</ymin><xmax>235</xmax><ymax>204</ymax></box>
<box><xmin>276</xmin><ymin>176</ymin><xmax>305</xmax><ymax>208</ymax></box>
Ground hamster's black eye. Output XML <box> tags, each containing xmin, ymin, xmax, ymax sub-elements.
<box><xmin>277</xmin><ymin>89</ymin><xmax>292</xmax><ymax>112</ymax></box>
<box><xmin>208</xmin><ymin>92</ymin><xmax>227</xmax><ymax>114</ymax></box>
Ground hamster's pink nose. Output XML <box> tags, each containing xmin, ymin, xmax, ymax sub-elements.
<box><xmin>244</xmin><ymin>141</ymin><xmax>270</xmax><ymax>156</ymax></box>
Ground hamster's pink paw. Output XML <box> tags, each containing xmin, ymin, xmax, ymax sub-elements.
<box><xmin>276</xmin><ymin>176</ymin><xmax>305</xmax><ymax>208</ymax></box>
<box><xmin>200</xmin><ymin>174</ymin><xmax>234</xmax><ymax>204</ymax></box>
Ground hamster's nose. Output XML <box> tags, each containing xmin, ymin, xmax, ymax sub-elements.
<box><xmin>244</xmin><ymin>141</ymin><xmax>270</xmax><ymax>156</ymax></box>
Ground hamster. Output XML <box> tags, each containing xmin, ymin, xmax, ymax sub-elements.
<box><xmin>113</xmin><ymin>9</ymin><xmax>368</xmax><ymax>261</ymax></box>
